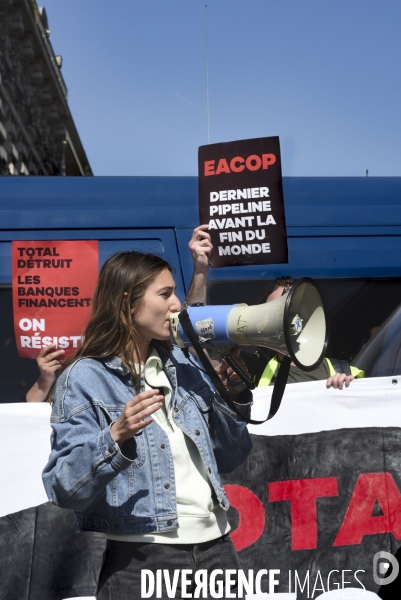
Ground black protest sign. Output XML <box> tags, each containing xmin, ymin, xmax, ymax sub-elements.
<box><xmin>222</xmin><ymin>427</ymin><xmax>400</xmax><ymax>598</ymax></box>
<box><xmin>199</xmin><ymin>136</ymin><xmax>288</xmax><ymax>268</ymax></box>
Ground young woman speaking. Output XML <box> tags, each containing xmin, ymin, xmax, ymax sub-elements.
<box><xmin>42</xmin><ymin>250</ymin><xmax>252</xmax><ymax>599</ymax></box>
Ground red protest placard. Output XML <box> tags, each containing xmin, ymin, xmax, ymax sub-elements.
<box><xmin>12</xmin><ymin>240</ymin><xmax>98</xmax><ymax>359</ymax></box>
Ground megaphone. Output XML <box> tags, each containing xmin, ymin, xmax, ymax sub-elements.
<box><xmin>170</xmin><ymin>278</ymin><xmax>329</xmax><ymax>371</ymax></box>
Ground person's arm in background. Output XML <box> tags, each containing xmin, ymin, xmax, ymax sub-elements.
<box><xmin>185</xmin><ymin>224</ymin><xmax>212</xmax><ymax>305</ymax></box>
<box><xmin>326</xmin><ymin>363</ymin><xmax>364</xmax><ymax>389</ymax></box>
<box><xmin>184</xmin><ymin>226</ymin><xmax>252</xmax><ymax>390</ymax></box>
<box><xmin>326</xmin><ymin>373</ymin><xmax>354</xmax><ymax>389</ymax></box>
<box><xmin>25</xmin><ymin>344</ymin><xmax>65</xmax><ymax>402</ymax></box>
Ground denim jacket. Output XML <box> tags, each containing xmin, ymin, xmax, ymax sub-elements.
<box><xmin>42</xmin><ymin>343</ymin><xmax>252</xmax><ymax>535</ymax></box>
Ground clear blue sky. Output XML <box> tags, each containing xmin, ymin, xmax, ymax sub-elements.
<box><xmin>43</xmin><ymin>0</ymin><xmax>401</xmax><ymax>177</ymax></box>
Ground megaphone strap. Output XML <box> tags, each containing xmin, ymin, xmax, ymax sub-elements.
<box><xmin>269</xmin><ymin>356</ymin><xmax>291</xmax><ymax>419</ymax></box>
<box><xmin>177</xmin><ymin>308</ymin><xmax>287</xmax><ymax>424</ymax></box>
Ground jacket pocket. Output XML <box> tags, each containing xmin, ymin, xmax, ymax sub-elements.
<box><xmin>186</xmin><ymin>381</ymin><xmax>213</xmax><ymax>413</ymax></box>
<box><xmin>125</xmin><ymin>430</ymin><xmax>146</xmax><ymax>468</ymax></box>
<box><xmin>101</xmin><ymin>406</ymin><xmax>146</xmax><ymax>468</ymax></box>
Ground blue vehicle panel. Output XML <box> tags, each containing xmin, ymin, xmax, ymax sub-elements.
<box><xmin>0</xmin><ymin>228</ymin><xmax>185</xmax><ymax>299</ymax></box>
<box><xmin>1</xmin><ymin>176</ymin><xmax>401</xmax><ymax>403</ymax></box>
<box><xmin>1</xmin><ymin>176</ymin><xmax>400</xmax><ymax>288</ymax></box>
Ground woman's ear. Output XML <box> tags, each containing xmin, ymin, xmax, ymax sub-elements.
<box><xmin>121</xmin><ymin>292</ymin><xmax>129</xmax><ymax>310</ymax></box>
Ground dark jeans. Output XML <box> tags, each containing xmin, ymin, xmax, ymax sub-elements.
<box><xmin>97</xmin><ymin>534</ymin><xmax>241</xmax><ymax>599</ymax></box>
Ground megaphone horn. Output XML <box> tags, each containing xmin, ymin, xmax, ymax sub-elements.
<box><xmin>170</xmin><ymin>278</ymin><xmax>329</xmax><ymax>372</ymax></box>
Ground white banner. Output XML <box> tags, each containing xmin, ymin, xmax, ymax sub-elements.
<box><xmin>1</xmin><ymin>376</ymin><xmax>400</xmax><ymax>518</ymax></box>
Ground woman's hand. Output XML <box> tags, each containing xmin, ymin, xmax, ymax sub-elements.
<box><xmin>37</xmin><ymin>344</ymin><xmax>65</xmax><ymax>384</ymax></box>
<box><xmin>26</xmin><ymin>344</ymin><xmax>65</xmax><ymax>402</ymax></box>
<box><xmin>111</xmin><ymin>389</ymin><xmax>163</xmax><ymax>445</ymax></box>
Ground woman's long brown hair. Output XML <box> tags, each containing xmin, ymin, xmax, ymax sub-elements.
<box><xmin>52</xmin><ymin>251</ymin><xmax>173</xmax><ymax>395</ymax></box>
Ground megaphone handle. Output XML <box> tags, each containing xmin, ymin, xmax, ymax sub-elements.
<box><xmin>269</xmin><ymin>356</ymin><xmax>291</xmax><ymax>419</ymax></box>
<box><xmin>223</xmin><ymin>353</ymin><xmax>256</xmax><ymax>391</ymax></box>
<box><xmin>178</xmin><ymin>308</ymin><xmax>284</xmax><ymax>424</ymax></box>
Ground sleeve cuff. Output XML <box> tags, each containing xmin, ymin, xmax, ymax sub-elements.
<box><xmin>98</xmin><ymin>423</ymin><xmax>138</xmax><ymax>470</ymax></box>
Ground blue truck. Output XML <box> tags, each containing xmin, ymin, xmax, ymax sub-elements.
<box><xmin>1</xmin><ymin>176</ymin><xmax>401</xmax><ymax>401</ymax></box>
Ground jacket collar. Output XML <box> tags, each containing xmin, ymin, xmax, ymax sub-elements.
<box><xmin>103</xmin><ymin>356</ymin><xmax>130</xmax><ymax>375</ymax></box>
<box><xmin>103</xmin><ymin>341</ymin><xmax>174</xmax><ymax>375</ymax></box>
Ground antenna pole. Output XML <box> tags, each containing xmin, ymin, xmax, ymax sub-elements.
<box><xmin>205</xmin><ymin>5</ymin><xmax>210</xmax><ymax>144</ymax></box>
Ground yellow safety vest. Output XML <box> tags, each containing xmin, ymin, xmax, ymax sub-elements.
<box><xmin>258</xmin><ymin>356</ymin><xmax>365</xmax><ymax>387</ymax></box>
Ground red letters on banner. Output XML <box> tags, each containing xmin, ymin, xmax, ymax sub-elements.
<box><xmin>333</xmin><ymin>473</ymin><xmax>401</xmax><ymax>546</ymax></box>
<box><xmin>268</xmin><ymin>477</ymin><xmax>339</xmax><ymax>550</ymax></box>
<box><xmin>12</xmin><ymin>240</ymin><xmax>98</xmax><ymax>359</ymax></box>
<box><xmin>224</xmin><ymin>484</ymin><xmax>265</xmax><ymax>552</ymax></box>
<box><xmin>225</xmin><ymin>472</ymin><xmax>401</xmax><ymax>552</ymax></box>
